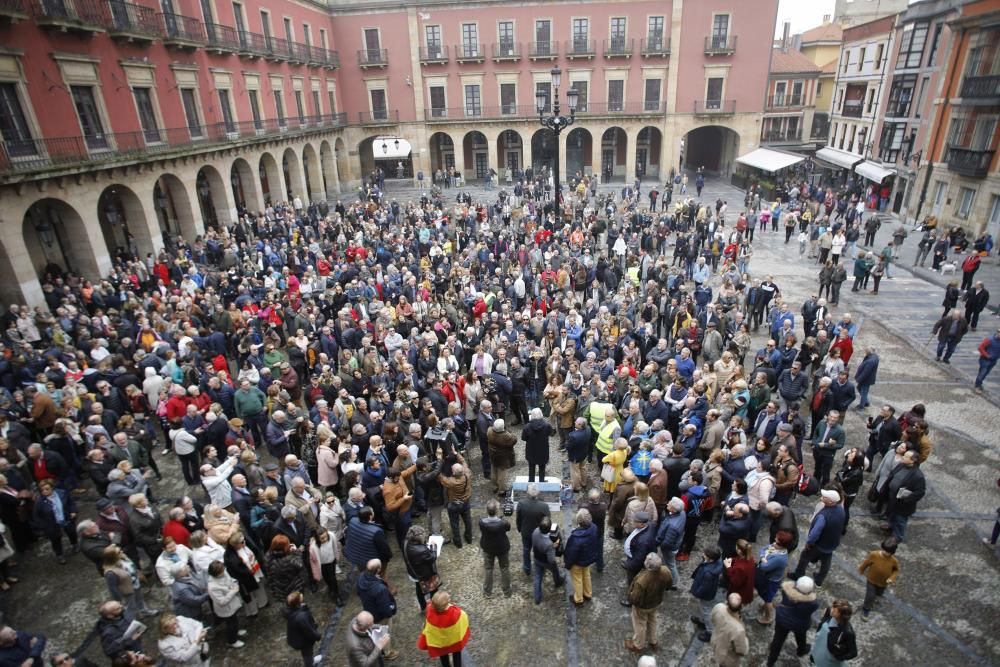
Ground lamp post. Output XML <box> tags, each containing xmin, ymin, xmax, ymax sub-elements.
<box><xmin>535</xmin><ymin>66</ymin><xmax>578</xmax><ymax>225</ymax></box>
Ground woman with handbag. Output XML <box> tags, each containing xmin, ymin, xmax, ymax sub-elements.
<box><xmin>403</xmin><ymin>525</ymin><xmax>440</xmax><ymax>611</ymax></box>
<box><xmin>308</xmin><ymin>527</ymin><xmax>345</xmax><ymax>606</ymax></box>
<box><xmin>811</xmin><ymin>599</ymin><xmax>858</xmax><ymax>666</ymax></box>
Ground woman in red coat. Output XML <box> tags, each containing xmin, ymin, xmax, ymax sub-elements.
<box><xmin>723</xmin><ymin>539</ymin><xmax>756</xmax><ymax>608</ymax></box>
<box><xmin>417</xmin><ymin>591</ymin><xmax>470</xmax><ymax>667</ymax></box>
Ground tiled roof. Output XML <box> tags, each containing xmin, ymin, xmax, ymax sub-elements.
<box><xmin>800</xmin><ymin>21</ymin><xmax>844</xmax><ymax>43</ymax></box>
<box><xmin>820</xmin><ymin>58</ymin><xmax>839</xmax><ymax>74</ymax></box>
<box><xmin>771</xmin><ymin>48</ymin><xmax>823</xmax><ymax>74</ymax></box>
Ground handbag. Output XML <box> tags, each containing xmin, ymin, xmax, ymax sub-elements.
<box><xmin>419</xmin><ymin>573</ymin><xmax>441</xmax><ymax>594</ymax></box>
<box><xmin>600</xmin><ymin>463</ymin><xmax>617</xmax><ymax>483</ymax></box>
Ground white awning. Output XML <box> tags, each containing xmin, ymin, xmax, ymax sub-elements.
<box><xmin>854</xmin><ymin>160</ymin><xmax>895</xmax><ymax>183</ymax></box>
<box><xmin>373</xmin><ymin>136</ymin><xmax>411</xmax><ymax>159</ymax></box>
<box><xmin>815</xmin><ymin>146</ymin><xmax>863</xmax><ymax>170</ymax></box>
<box><xmin>735</xmin><ymin>148</ymin><xmax>805</xmax><ymax>173</ymax></box>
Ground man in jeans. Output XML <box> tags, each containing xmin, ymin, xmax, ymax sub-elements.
<box><xmin>478</xmin><ymin>499</ymin><xmax>512</xmax><ymax>597</ymax></box>
<box><xmin>655</xmin><ymin>498</ymin><xmax>686</xmax><ymax>585</ymax></box>
<box><xmin>437</xmin><ymin>454</ymin><xmax>473</xmax><ymax>548</ymax></box>
<box><xmin>516</xmin><ymin>484</ymin><xmax>550</xmax><ymax>574</ymax></box>
<box><xmin>531</xmin><ymin>516</ymin><xmax>564</xmax><ymax>604</ymax></box>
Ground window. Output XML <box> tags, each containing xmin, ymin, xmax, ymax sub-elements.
<box><xmin>319</xmin><ymin>28</ymin><xmax>327</xmax><ymax>50</ymax></box>
<box><xmin>956</xmin><ymin>186</ymin><xmax>976</xmax><ymax>218</ymax></box>
<box><xmin>817</xmin><ymin>81</ymin><xmax>822</xmax><ymax>97</ymax></box>
<box><xmin>610</xmin><ymin>17</ymin><xmax>626</xmax><ymax>51</ymax></box>
<box><xmin>706</xmin><ymin>77</ymin><xmax>724</xmax><ymax>107</ymax></box>
<box><xmin>0</xmin><ymin>82</ymin><xmax>35</xmax><ymax>157</ymax></box>
<box><xmin>464</xmin><ymin>84</ymin><xmax>481</xmax><ymax>116</ymax></box>
<box><xmin>500</xmin><ymin>83</ymin><xmax>516</xmax><ymax>114</ymax></box>
<box><xmin>180</xmin><ymin>88</ymin><xmax>201</xmax><ymax>137</ymax></box>
<box><xmin>247</xmin><ymin>89</ymin><xmax>262</xmax><ymax>129</ymax></box>
<box><xmin>132</xmin><ymin>87</ymin><xmax>160</xmax><ymax>143</ymax></box>
<box><xmin>273</xmin><ymin>90</ymin><xmax>286</xmax><ymax>126</ymax></box>
<box><xmin>498</xmin><ymin>21</ymin><xmax>514</xmax><ymax>53</ymax></box>
<box><xmin>302</xmin><ymin>25</ymin><xmax>311</xmax><ymax>48</ymax></box>
<box><xmin>535</xmin><ymin>81</ymin><xmax>551</xmax><ymax>112</ymax></box>
<box><xmin>364</xmin><ymin>28</ymin><xmax>381</xmax><ymax>61</ymax></box>
<box><xmin>283</xmin><ymin>17</ymin><xmax>293</xmax><ymax>43</ymax></box>
<box><xmin>218</xmin><ymin>89</ymin><xmax>235</xmax><ymax>132</ymax></box>
<box><xmin>886</xmin><ymin>74</ymin><xmax>917</xmax><ymax>117</ymax></box>
<box><xmin>858</xmin><ymin>46</ymin><xmax>866</xmax><ymax>71</ymax></box>
<box><xmin>428</xmin><ymin>86</ymin><xmax>445</xmax><ymax>116</ymax></box>
<box><xmin>425</xmin><ymin>25</ymin><xmax>441</xmax><ymax>58</ymax></box>
<box><xmin>711</xmin><ymin>14</ymin><xmax>729</xmax><ymax>49</ymax></box>
<box><xmin>643</xmin><ymin>79</ymin><xmax>660</xmax><ymax>111</ymax></box>
<box><xmin>370</xmin><ymin>89</ymin><xmax>387</xmax><ymax>120</ymax></box>
<box><xmin>791</xmin><ymin>81</ymin><xmax>803</xmax><ymax>105</ymax></box>
<box><xmin>865</xmin><ymin>88</ymin><xmax>876</xmax><ymax>114</ymax></box>
<box><xmin>988</xmin><ymin>194</ymin><xmax>1000</xmax><ymax>232</ymax></box>
<box><xmin>898</xmin><ymin>23</ymin><xmax>929</xmax><ymax>69</ymax></box>
<box><xmin>927</xmin><ymin>24</ymin><xmax>942</xmax><ymax>67</ymax></box>
<box><xmin>607</xmin><ymin>79</ymin><xmax>623</xmax><ymax>111</ymax></box>
<box><xmin>966</xmin><ymin>29</ymin><xmax>1000</xmax><ymax>77</ymax></box>
<box><xmin>774</xmin><ymin>82</ymin><xmax>786</xmax><ymax>106</ymax></box>
<box><xmin>972</xmin><ymin>115</ymin><xmax>998</xmax><ymax>150</ymax></box>
<box><xmin>647</xmin><ymin>16</ymin><xmax>664</xmax><ymax>49</ymax></box>
<box><xmin>874</xmin><ymin>43</ymin><xmax>885</xmax><ymax>69</ymax></box>
<box><xmin>327</xmin><ymin>90</ymin><xmax>336</xmax><ymax>115</ymax></box>
<box><xmin>312</xmin><ymin>90</ymin><xmax>321</xmax><ymax>116</ymax></box>
<box><xmin>70</xmin><ymin>85</ymin><xmax>107</xmax><ymax>150</ymax></box>
<box><xmin>572</xmin><ymin>18</ymin><xmax>588</xmax><ymax>51</ymax></box>
<box><xmin>570</xmin><ymin>80</ymin><xmax>587</xmax><ymax>111</ymax></box>
<box><xmin>260</xmin><ymin>10</ymin><xmax>271</xmax><ymax>40</ymax></box>
<box><xmin>878</xmin><ymin>122</ymin><xmax>905</xmax><ymax>162</ymax></box>
<box><xmin>294</xmin><ymin>90</ymin><xmax>305</xmax><ymax>122</ymax></box>
<box><xmin>535</xmin><ymin>20</ymin><xmax>551</xmax><ymax>53</ymax></box>
<box><xmin>462</xmin><ymin>23</ymin><xmax>478</xmax><ymax>57</ymax></box>
<box><xmin>232</xmin><ymin>2</ymin><xmax>245</xmax><ymax>38</ymax></box>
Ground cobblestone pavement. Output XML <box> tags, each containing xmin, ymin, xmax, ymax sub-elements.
<box><xmin>2</xmin><ymin>177</ymin><xmax>997</xmax><ymax>667</ymax></box>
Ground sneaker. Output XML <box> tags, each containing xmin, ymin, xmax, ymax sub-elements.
<box><xmin>676</xmin><ymin>552</ymin><xmax>690</xmax><ymax>562</ymax></box>
<box><xmin>229</xmin><ymin>641</ymin><xmax>245</xmax><ymax>648</ymax></box>
<box><xmin>161</xmin><ymin>448</ymin><xmax>171</xmax><ymax>456</ymax></box>
<box><xmin>237</xmin><ymin>629</ymin><xmax>248</xmax><ymax>637</ymax></box>
<box><xmin>696</xmin><ymin>630</ymin><xmax>712</xmax><ymax>642</ymax></box>
<box><xmin>313</xmin><ymin>656</ymin><xmax>323</xmax><ymax>665</ymax></box>
<box><xmin>862</xmin><ymin>610</ymin><xmax>870</xmax><ymax>621</ymax></box>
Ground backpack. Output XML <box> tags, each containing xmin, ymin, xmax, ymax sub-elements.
<box><xmin>827</xmin><ymin>621</ymin><xmax>859</xmax><ymax>661</ymax></box>
<box><xmin>686</xmin><ymin>489</ymin><xmax>715</xmax><ymax>518</ymax></box>
<box><xmin>798</xmin><ymin>468</ymin><xmax>820</xmax><ymax>496</ymax></box>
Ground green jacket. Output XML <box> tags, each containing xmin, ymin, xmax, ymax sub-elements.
<box><xmin>234</xmin><ymin>386</ymin><xmax>267</xmax><ymax>418</ymax></box>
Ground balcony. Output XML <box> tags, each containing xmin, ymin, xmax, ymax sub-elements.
<box><xmin>358</xmin><ymin>109</ymin><xmax>398</xmax><ymax>124</ymax></box>
<box><xmin>0</xmin><ymin>0</ymin><xmax>28</xmax><ymax>21</ymax></box>
<box><xmin>421</xmin><ymin>101</ymin><xmax>662</xmax><ymax>122</ymax></box>
<box><xmin>565</xmin><ymin>38</ymin><xmax>595</xmax><ymax>59</ymax></box>
<box><xmin>603</xmin><ymin>37</ymin><xmax>633</xmax><ymax>58</ymax></box>
<box><xmin>237</xmin><ymin>30</ymin><xmax>268</xmax><ymax>58</ymax></box>
<box><xmin>32</xmin><ymin>0</ymin><xmax>110</xmax><ymax>34</ymax></box>
<box><xmin>641</xmin><ymin>36</ymin><xmax>670</xmax><ymax>57</ymax></box>
<box><xmin>959</xmin><ymin>74</ymin><xmax>1000</xmax><ymax>103</ymax></box>
<box><xmin>694</xmin><ymin>99</ymin><xmax>736</xmax><ymax>115</ymax></box>
<box><xmin>205</xmin><ymin>22</ymin><xmax>240</xmax><ymax>54</ymax></box>
<box><xmin>307</xmin><ymin>46</ymin><xmax>338</xmax><ymax>69</ymax></box>
<box><xmin>160</xmin><ymin>12</ymin><xmax>205</xmax><ymax>49</ymax></box>
<box><xmin>492</xmin><ymin>41</ymin><xmax>520</xmax><ymax>61</ymax></box>
<box><xmin>107</xmin><ymin>0</ymin><xmax>160</xmax><ymax>43</ymax></box>
<box><xmin>357</xmin><ymin>48</ymin><xmax>387</xmax><ymax>68</ymax></box>
<box><xmin>946</xmin><ymin>146</ymin><xmax>995</xmax><ymax>178</ymax></box>
<box><xmin>264</xmin><ymin>36</ymin><xmax>290</xmax><ymax>62</ymax></box>
<box><xmin>455</xmin><ymin>43</ymin><xmax>485</xmax><ymax>63</ymax></box>
<box><xmin>529</xmin><ymin>41</ymin><xmax>558</xmax><ymax>60</ymax></box>
<box><xmin>419</xmin><ymin>44</ymin><xmax>448</xmax><ymax>64</ymax></box>
<box><xmin>840</xmin><ymin>102</ymin><xmax>864</xmax><ymax>118</ymax></box>
<box><xmin>288</xmin><ymin>41</ymin><xmax>309</xmax><ymax>65</ymax></box>
<box><xmin>766</xmin><ymin>95</ymin><xmax>804</xmax><ymax>109</ymax></box>
<box><xmin>704</xmin><ymin>35</ymin><xmax>737</xmax><ymax>55</ymax></box>
<box><xmin>0</xmin><ymin>113</ymin><xmax>349</xmax><ymax>176</ymax></box>
<box><xmin>762</xmin><ymin>128</ymin><xmax>803</xmax><ymax>144</ymax></box>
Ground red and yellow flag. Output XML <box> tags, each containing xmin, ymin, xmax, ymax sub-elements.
<box><xmin>417</xmin><ymin>605</ymin><xmax>471</xmax><ymax>658</ymax></box>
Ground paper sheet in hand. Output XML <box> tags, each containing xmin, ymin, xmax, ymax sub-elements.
<box><xmin>428</xmin><ymin>534</ymin><xmax>444</xmax><ymax>557</ymax></box>
<box><xmin>123</xmin><ymin>620</ymin><xmax>146</xmax><ymax>639</ymax></box>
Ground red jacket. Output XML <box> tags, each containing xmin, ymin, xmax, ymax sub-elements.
<box><xmin>165</xmin><ymin>395</ymin><xmax>190</xmax><ymax>423</ymax></box>
<box><xmin>162</xmin><ymin>519</ymin><xmax>191</xmax><ymax>547</ymax></box>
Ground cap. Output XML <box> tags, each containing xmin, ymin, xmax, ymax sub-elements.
<box><xmin>777</xmin><ymin>423</ymin><xmax>793</xmax><ymax>433</ymax></box>
<box><xmin>634</xmin><ymin>511</ymin><xmax>651</xmax><ymax>524</ymax></box>
<box><xmin>264</xmin><ymin>462</ymin><xmax>280</xmax><ymax>472</ymax></box>
<box><xmin>95</xmin><ymin>498</ymin><xmax>113</xmax><ymax>511</ymax></box>
<box><xmin>228</xmin><ymin>418</ymin><xmax>243</xmax><ymax>427</ymax></box>
<box><xmin>820</xmin><ymin>489</ymin><xmax>841</xmax><ymax>504</ymax></box>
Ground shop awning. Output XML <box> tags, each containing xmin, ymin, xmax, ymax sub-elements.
<box><xmin>815</xmin><ymin>146</ymin><xmax>863</xmax><ymax>170</ymax></box>
<box><xmin>735</xmin><ymin>148</ymin><xmax>805</xmax><ymax>173</ymax></box>
<box><xmin>854</xmin><ymin>160</ymin><xmax>895</xmax><ymax>183</ymax></box>
<box><xmin>372</xmin><ymin>136</ymin><xmax>412</xmax><ymax>159</ymax></box>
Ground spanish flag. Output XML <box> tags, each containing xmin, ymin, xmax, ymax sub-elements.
<box><xmin>417</xmin><ymin>604</ymin><xmax>471</xmax><ymax>658</ymax></box>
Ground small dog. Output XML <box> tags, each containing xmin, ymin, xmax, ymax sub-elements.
<box><xmin>940</xmin><ymin>261</ymin><xmax>957</xmax><ymax>275</ymax></box>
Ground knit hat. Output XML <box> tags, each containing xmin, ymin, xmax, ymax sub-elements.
<box><xmin>794</xmin><ymin>576</ymin><xmax>815</xmax><ymax>595</ymax></box>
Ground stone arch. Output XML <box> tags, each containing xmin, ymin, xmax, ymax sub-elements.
<box><xmin>428</xmin><ymin>132</ymin><xmax>455</xmax><ymax>175</ymax></box>
<box><xmin>682</xmin><ymin>125</ymin><xmax>741</xmax><ymax>176</ymax></box>
<box><xmin>259</xmin><ymin>152</ymin><xmax>284</xmax><ymax>206</ymax></box>
<box><xmin>230</xmin><ymin>157</ymin><xmax>264</xmax><ymax>215</ymax></box>
<box><xmin>196</xmin><ymin>164</ymin><xmax>231</xmax><ymax>231</ymax></box>
<box><xmin>302</xmin><ymin>142</ymin><xmax>324</xmax><ymax>202</ymax></box>
<box><xmin>496</xmin><ymin>129</ymin><xmax>524</xmax><ymax>176</ymax></box>
<box><xmin>282</xmin><ymin>147</ymin><xmax>306</xmax><ymax>203</ymax></box>
<box><xmin>22</xmin><ymin>198</ymin><xmax>109</xmax><ymax>281</ymax></box>
<box><xmin>154</xmin><ymin>173</ymin><xmax>199</xmax><ymax>240</ymax></box>
<box><xmin>319</xmin><ymin>140</ymin><xmax>339</xmax><ymax>196</ymax></box>
<box><xmin>334</xmin><ymin>137</ymin><xmax>350</xmax><ymax>187</ymax></box>
<box><xmin>97</xmin><ymin>184</ymin><xmax>154</xmax><ymax>260</ymax></box>
<box><xmin>530</xmin><ymin>128</ymin><xmax>556</xmax><ymax>173</ymax></box>
<box><xmin>636</xmin><ymin>126</ymin><xmax>663</xmax><ymax>181</ymax></box>
<box><xmin>600</xmin><ymin>127</ymin><xmax>628</xmax><ymax>182</ymax></box>
<box><xmin>462</xmin><ymin>131</ymin><xmax>489</xmax><ymax>181</ymax></box>
<box><xmin>565</xmin><ymin>128</ymin><xmax>593</xmax><ymax>178</ymax></box>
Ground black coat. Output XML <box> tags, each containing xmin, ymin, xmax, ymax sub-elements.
<box><xmin>32</xmin><ymin>488</ymin><xmax>76</xmax><ymax>538</ymax></box>
<box><xmin>284</xmin><ymin>604</ymin><xmax>321</xmax><ymax>650</ymax></box>
<box><xmin>403</xmin><ymin>541</ymin><xmax>438</xmax><ymax>581</ymax></box>
<box><xmin>515</xmin><ymin>498</ymin><xmax>550</xmax><ymax>539</ymax></box>
<box><xmin>623</xmin><ymin>524</ymin><xmax>658</xmax><ymax>574</ymax></box>
<box><xmin>521</xmin><ymin>418</ymin><xmax>552</xmax><ymax>465</ymax></box>
<box><xmin>478</xmin><ymin>516</ymin><xmax>511</xmax><ymax>556</ymax></box>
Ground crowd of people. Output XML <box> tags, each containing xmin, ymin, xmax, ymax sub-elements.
<box><xmin>0</xmin><ymin>163</ymin><xmax>993</xmax><ymax>667</ymax></box>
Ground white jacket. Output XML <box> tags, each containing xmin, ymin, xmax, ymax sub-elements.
<box><xmin>208</xmin><ymin>571</ymin><xmax>243</xmax><ymax>618</ymax></box>
<box><xmin>202</xmin><ymin>457</ymin><xmax>237</xmax><ymax>508</ymax></box>
<box><xmin>158</xmin><ymin>615</ymin><xmax>208</xmax><ymax>667</ymax></box>
<box><xmin>155</xmin><ymin>545</ymin><xmax>194</xmax><ymax>586</ymax></box>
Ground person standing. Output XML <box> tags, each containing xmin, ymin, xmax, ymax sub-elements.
<box><xmin>417</xmin><ymin>591</ymin><xmax>470</xmax><ymax>667</ymax></box>
<box><xmin>516</xmin><ymin>484</ymin><xmax>550</xmax><ymax>575</ymax></box>
<box><xmin>487</xmin><ymin>419</ymin><xmax>517</xmax><ymax>496</ymax></box>
<box><xmin>710</xmin><ymin>593</ymin><xmax>750</xmax><ymax>667</ymax></box>
<box><xmin>563</xmin><ymin>508</ymin><xmax>599</xmax><ymax>606</ymax></box>
<box><xmin>811</xmin><ymin>600</ymin><xmax>858</xmax><ymax>666</ymax></box>
<box><xmin>531</xmin><ymin>516</ymin><xmax>564</xmax><ymax>604</ymax></box>
<box><xmin>881</xmin><ymin>449</ymin><xmax>926</xmax><ymax>542</ymax></box>
<box><xmin>933</xmin><ymin>309</ymin><xmax>970</xmax><ymax>364</ymax></box>
<box><xmin>479</xmin><ymin>499</ymin><xmax>512</xmax><ymax>597</ymax></box>
<box><xmin>811</xmin><ymin>411</ymin><xmax>845</xmax><ymax>486</ymax></box>
<box><xmin>346</xmin><ymin>611</ymin><xmax>392</xmax><ymax>667</ymax></box>
<box><xmin>765</xmin><ymin>576</ymin><xmax>819</xmax><ymax>666</ymax></box>
<box><xmin>974</xmin><ymin>328</ymin><xmax>1000</xmax><ymax>393</ymax></box>
<box><xmin>655</xmin><ymin>497</ymin><xmax>686</xmax><ymax>584</ymax></box>
<box><xmin>438</xmin><ymin>455</ymin><xmax>473</xmax><ymax>549</ymax></box>
<box><xmin>31</xmin><ymin>480</ymin><xmax>77</xmax><ymax>564</ymax></box>
<box><xmin>624</xmin><ymin>552</ymin><xmax>673</xmax><ymax>654</ymax></box>
<box><xmin>790</xmin><ymin>490</ymin><xmax>845</xmax><ymax>587</ymax></box>
<box><xmin>689</xmin><ymin>546</ymin><xmax>724</xmax><ymax>642</ymax></box>
<box><xmin>579</xmin><ymin>489</ymin><xmax>608</xmax><ymax>572</ymax></box>
<box><xmin>206</xmin><ymin>560</ymin><xmax>247</xmax><ymax>648</ymax></box>
<box><xmin>858</xmin><ymin>538</ymin><xmax>899</xmax><ymax>619</ymax></box>
<box><xmin>566</xmin><ymin>418</ymin><xmax>591</xmax><ymax>492</ymax></box>
<box><xmin>521</xmin><ymin>408</ymin><xmax>552</xmax><ymax>483</ymax></box>
<box><xmin>854</xmin><ymin>346</ymin><xmax>879</xmax><ymax>410</ymax></box>
<box><xmin>284</xmin><ymin>591</ymin><xmax>323</xmax><ymax>667</ymax></box>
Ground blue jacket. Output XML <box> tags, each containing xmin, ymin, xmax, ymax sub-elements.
<box><xmin>689</xmin><ymin>558</ymin><xmax>724</xmax><ymax>600</ymax></box>
<box><xmin>623</xmin><ymin>525</ymin><xmax>658</xmax><ymax>573</ymax></box>
<box><xmin>563</xmin><ymin>523</ymin><xmax>600</xmax><ymax>568</ymax></box>
<box><xmin>775</xmin><ymin>580</ymin><xmax>820</xmax><ymax>632</ymax></box>
<box><xmin>356</xmin><ymin>571</ymin><xmax>397</xmax><ymax>621</ymax></box>
<box><xmin>807</xmin><ymin>505</ymin><xmax>845</xmax><ymax>554</ymax></box>
<box><xmin>854</xmin><ymin>353</ymin><xmax>879</xmax><ymax>387</ymax></box>
<box><xmin>655</xmin><ymin>510</ymin><xmax>686</xmax><ymax>552</ymax></box>
<box><xmin>642</xmin><ymin>399</ymin><xmax>670</xmax><ymax>427</ymax></box>
<box><xmin>566</xmin><ymin>428</ymin><xmax>591</xmax><ymax>463</ymax></box>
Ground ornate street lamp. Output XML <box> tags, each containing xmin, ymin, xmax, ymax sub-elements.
<box><xmin>535</xmin><ymin>66</ymin><xmax>578</xmax><ymax>224</ymax></box>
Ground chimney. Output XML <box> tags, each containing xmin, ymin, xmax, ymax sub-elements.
<box><xmin>782</xmin><ymin>22</ymin><xmax>791</xmax><ymax>51</ymax></box>
<box><xmin>823</xmin><ymin>14</ymin><xmax>831</xmax><ymax>23</ymax></box>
